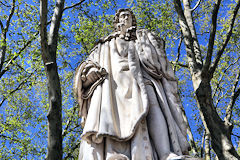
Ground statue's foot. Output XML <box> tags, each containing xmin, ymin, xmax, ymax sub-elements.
<box><xmin>165</xmin><ymin>153</ymin><xmax>185</xmax><ymax>160</ymax></box>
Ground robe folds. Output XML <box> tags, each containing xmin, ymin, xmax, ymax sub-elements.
<box><xmin>74</xmin><ymin>29</ymin><xmax>190</xmax><ymax>160</ymax></box>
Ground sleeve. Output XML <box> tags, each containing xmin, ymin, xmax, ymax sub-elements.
<box><xmin>73</xmin><ymin>44</ymin><xmax>107</xmax><ymax>126</ymax></box>
<box><xmin>136</xmin><ymin>29</ymin><xmax>176</xmax><ymax>81</ymax></box>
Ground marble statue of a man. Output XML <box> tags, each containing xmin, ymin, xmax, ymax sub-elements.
<box><xmin>74</xmin><ymin>8</ymin><xmax>190</xmax><ymax>160</ymax></box>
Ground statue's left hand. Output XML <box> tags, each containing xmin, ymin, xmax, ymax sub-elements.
<box><xmin>82</xmin><ymin>67</ymin><xmax>102</xmax><ymax>88</ymax></box>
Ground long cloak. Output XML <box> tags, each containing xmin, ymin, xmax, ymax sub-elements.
<box><xmin>74</xmin><ymin>29</ymin><xmax>190</xmax><ymax>160</ymax></box>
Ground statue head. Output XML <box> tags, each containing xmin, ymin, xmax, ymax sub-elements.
<box><xmin>113</xmin><ymin>8</ymin><xmax>137</xmax><ymax>32</ymax></box>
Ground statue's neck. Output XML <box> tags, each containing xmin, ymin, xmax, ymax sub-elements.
<box><xmin>116</xmin><ymin>26</ymin><xmax>137</xmax><ymax>41</ymax></box>
<box><xmin>93</xmin><ymin>26</ymin><xmax>137</xmax><ymax>50</ymax></box>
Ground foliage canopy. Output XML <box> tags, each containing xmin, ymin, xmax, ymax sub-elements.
<box><xmin>0</xmin><ymin>0</ymin><xmax>239</xmax><ymax>159</ymax></box>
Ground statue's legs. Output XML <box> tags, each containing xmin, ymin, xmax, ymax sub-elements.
<box><xmin>146</xmin><ymin>84</ymin><xmax>185</xmax><ymax>160</ymax></box>
<box><xmin>145</xmin><ymin>84</ymin><xmax>171</xmax><ymax>159</ymax></box>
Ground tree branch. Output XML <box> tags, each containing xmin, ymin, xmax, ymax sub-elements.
<box><xmin>202</xmin><ymin>0</ymin><xmax>221</xmax><ymax>75</ymax></box>
<box><xmin>62</xmin><ymin>105</ymin><xmax>78</xmax><ymax>137</ymax></box>
<box><xmin>0</xmin><ymin>72</ymin><xmax>34</xmax><ymax>107</ymax></box>
<box><xmin>63</xmin><ymin>141</ymin><xmax>81</xmax><ymax>160</ymax></box>
<box><xmin>0</xmin><ymin>134</ymin><xmax>21</xmax><ymax>143</ymax></box>
<box><xmin>0</xmin><ymin>1</ymin><xmax>11</xmax><ymax>7</ymax></box>
<box><xmin>212</xmin><ymin>56</ymin><xmax>240</xmax><ymax>98</ymax></box>
<box><xmin>40</xmin><ymin>0</ymin><xmax>49</xmax><ymax>63</ymax></box>
<box><xmin>205</xmin><ymin>131</ymin><xmax>211</xmax><ymax>160</ymax></box>
<box><xmin>200</xmin><ymin>130</ymin><xmax>205</xmax><ymax>158</ymax></box>
<box><xmin>80</xmin><ymin>38</ymin><xmax>89</xmax><ymax>55</ymax></box>
<box><xmin>232</xmin><ymin>133</ymin><xmax>240</xmax><ymax>139</ymax></box>
<box><xmin>183</xmin><ymin>0</ymin><xmax>203</xmax><ymax>67</ymax></box>
<box><xmin>0</xmin><ymin>20</ymin><xmax>3</xmax><ymax>31</ymax></box>
<box><xmin>189</xmin><ymin>0</ymin><xmax>201</xmax><ymax>12</ymax></box>
<box><xmin>0</xmin><ymin>33</ymin><xmax>7</xmax><ymax>73</ymax></box>
<box><xmin>174</xmin><ymin>37</ymin><xmax>183</xmax><ymax>72</ymax></box>
<box><xmin>0</xmin><ymin>0</ymin><xmax>16</xmax><ymax>76</ymax></box>
<box><xmin>63</xmin><ymin>0</ymin><xmax>85</xmax><ymax>11</ymax></box>
<box><xmin>0</xmin><ymin>31</ymin><xmax>39</xmax><ymax>79</ymax></box>
<box><xmin>225</xmin><ymin>69</ymin><xmax>240</xmax><ymax>123</ymax></box>
<box><xmin>209</xmin><ymin>0</ymin><xmax>240</xmax><ymax>77</ymax></box>
<box><xmin>196</xmin><ymin>31</ymin><xmax>210</xmax><ymax>36</ymax></box>
<box><xmin>173</xmin><ymin>0</ymin><xmax>197</xmax><ymax>72</ymax></box>
<box><xmin>5</xmin><ymin>0</ymin><xmax>16</xmax><ymax>31</ymax></box>
<box><xmin>181</xmin><ymin>103</ymin><xmax>199</xmax><ymax>156</ymax></box>
<box><xmin>48</xmin><ymin>0</ymin><xmax>65</xmax><ymax>53</ymax></box>
<box><xmin>171</xmin><ymin>61</ymin><xmax>188</xmax><ymax>68</ymax></box>
<box><xmin>215</xmin><ymin>91</ymin><xmax>224</xmax><ymax>108</ymax></box>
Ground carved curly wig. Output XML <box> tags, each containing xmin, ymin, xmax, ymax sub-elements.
<box><xmin>113</xmin><ymin>8</ymin><xmax>137</xmax><ymax>31</ymax></box>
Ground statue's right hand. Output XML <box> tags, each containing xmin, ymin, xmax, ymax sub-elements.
<box><xmin>82</xmin><ymin>67</ymin><xmax>102</xmax><ymax>88</ymax></box>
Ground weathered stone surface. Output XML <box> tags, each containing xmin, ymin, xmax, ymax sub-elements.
<box><xmin>74</xmin><ymin>8</ymin><xmax>192</xmax><ymax>160</ymax></box>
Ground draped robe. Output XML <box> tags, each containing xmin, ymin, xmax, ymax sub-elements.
<box><xmin>74</xmin><ymin>29</ymin><xmax>190</xmax><ymax>160</ymax></box>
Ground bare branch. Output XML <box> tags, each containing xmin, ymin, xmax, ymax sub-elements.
<box><xmin>225</xmin><ymin>69</ymin><xmax>240</xmax><ymax>123</ymax></box>
<box><xmin>171</xmin><ymin>34</ymin><xmax>185</xmax><ymax>69</ymax></box>
<box><xmin>0</xmin><ymin>134</ymin><xmax>21</xmax><ymax>143</ymax></box>
<box><xmin>0</xmin><ymin>20</ymin><xmax>3</xmax><ymax>31</ymax></box>
<box><xmin>209</xmin><ymin>0</ymin><xmax>240</xmax><ymax>76</ymax></box>
<box><xmin>0</xmin><ymin>31</ymin><xmax>39</xmax><ymax>79</ymax></box>
<box><xmin>181</xmin><ymin>102</ymin><xmax>199</xmax><ymax>156</ymax></box>
<box><xmin>0</xmin><ymin>72</ymin><xmax>34</xmax><ymax>107</ymax></box>
<box><xmin>202</xmin><ymin>0</ymin><xmax>221</xmax><ymax>75</ymax></box>
<box><xmin>16</xmin><ymin>63</ymin><xmax>28</xmax><ymax>73</ymax></box>
<box><xmin>212</xmin><ymin>57</ymin><xmax>240</xmax><ymax>98</ymax></box>
<box><xmin>40</xmin><ymin>0</ymin><xmax>49</xmax><ymax>64</ymax></box>
<box><xmin>173</xmin><ymin>0</ymin><xmax>197</xmax><ymax>72</ymax></box>
<box><xmin>200</xmin><ymin>130</ymin><xmax>205</xmax><ymax>158</ymax></box>
<box><xmin>196</xmin><ymin>31</ymin><xmax>210</xmax><ymax>36</ymax></box>
<box><xmin>62</xmin><ymin>105</ymin><xmax>78</xmax><ymax>137</ymax></box>
<box><xmin>0</xmin><ymin>1</ymin><xmax>11</xmax><ymax>7</ymax></box>
<box><xmin>174</xmin><ymin>37</ymin><xmax>183</xmax><ymax>72</ymax></box>
<box><xmin>215</xmin><ymin>91</ymin><xmax>224</xmax><ymax>108</ymax></box>
<box><xmin>171</xmin><ymin>61</ymin><xmax>188</xmax><ymax>68</ymax></box>
<box><xmin>205</xmin><ymin>131</ymin><xmax>211</xmax><ymax>160</ymax></box>
<box><xmin>63</xmin><ymin>141</ymin><xmax>81</xmax><ymax>160</ymax></box>
<box><xmin>80</xmin><ymin>38</ymin><xmax>89</xmax><ymax>55</ymax></box>
<box><xmin>5</xmin><ymin>0</ymin><xmax>16</xmax><ymax>32</ymax></box>
<box><xmin>189</xmin><ymin>0</ymin><xmax>201</xmax><ymax>12</ymax></box>
<box><xmin>0</xmin><ymin>0</ymin><xmax>16</xmax><ymax>75</ymax></box>
<box><xmin>232</xmin><ymin>133</ymin><xmax>240</xmax><ymax>139</ymax></box>
<box><xmin>63</xmin><ymin>0</ymin><xmax>85</xmax><ymax>11</ymax></box>
<box><xmin>48</xmin><ymin>0</ymin><xmax>65</xmax><ymax>49</ymax></box>
<box><xmin>0</xmin><ymin>33</ymin><xmax>7</xmax><ymax>73</ymax></box>
<box><xmin>183</xmin><ymin>0</ymin><xmax>203</xmax><ymax>67</ymax></box>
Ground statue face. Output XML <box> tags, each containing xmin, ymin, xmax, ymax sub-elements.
<box><xmin>119</xmin><ymin>11</ymin><xmax>132</xmax><ymax>29</ymax></box>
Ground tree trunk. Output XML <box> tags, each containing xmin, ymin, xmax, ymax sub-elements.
<box><xmin>195</xmin><ymin>79</ymin><xmax>240</xmax><ymax>160</ymax></box>
<box><xmin>40</xmin><ymin>0</ymin><xmax>65</xmax><ymax>159</ymax></box>
<box><xmin>173</xmin><ymin>0</ymin><xmax>240</xmax><ymax>159</ymax></box>
<box><xmin>45</xmin><ymin>60</ymin><xmax>62</xmax><ymax>160</ymax></box>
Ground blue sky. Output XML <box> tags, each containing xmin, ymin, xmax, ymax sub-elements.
<box><xmin>0</xmin><ymin>0</ymin><xmax>239</xmax><ymax>159</ymax></box>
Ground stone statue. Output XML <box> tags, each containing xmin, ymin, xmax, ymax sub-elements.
<box><xmin>74</xmin><ymin>8</ymin><xmax>190</xmax><ymax>160</ymax></box>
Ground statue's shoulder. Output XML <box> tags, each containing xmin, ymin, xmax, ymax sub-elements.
<box><xmin>136</xmin><ymin>28</ymin><xmax>165</xmax><ymax>47</ymax></box>
<box><xmin>89</xmin><ymin>32</ymin><xmax>118</xmax><ymax>54</ymax></box>
<box><xmin>89</xmin><ymin>43</ymin><xmax>99</xmax><ymax>54</ymax></box>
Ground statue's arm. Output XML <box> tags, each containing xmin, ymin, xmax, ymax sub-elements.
<box><xmin>81</xmin><ymin>61</ymin><xmax>107</xmax><ymax>88</ymax></box>
<box><xmin>137</xmin><ymin>29</ymin><xmax>176</xmax><ymax>81</ymax></box>
<box><xmin>73</xmin><ymin>47</ymin><xmax>107</xmax><ymax>124</ymax></box>
<box><xmin>73</xmin><ymin>46</ymin><xmax>107</xmax><ymax>104</ymax></box>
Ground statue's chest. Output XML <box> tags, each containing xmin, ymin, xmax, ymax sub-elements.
<box><xmin>116</xmin><ymin>38</ymin><xmax>129</xmax><ymax>57</ymax></box>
